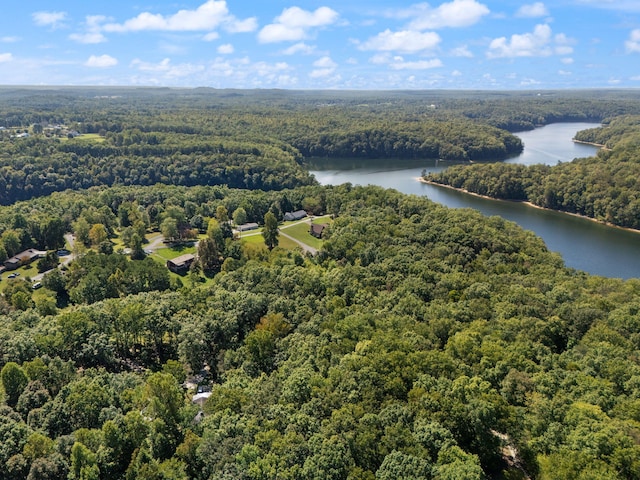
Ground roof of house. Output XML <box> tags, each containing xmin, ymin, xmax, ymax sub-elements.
<box><xmin>237</xmin><ymin>222</ymin><xmax>259</xmax><ymax>231</ymax></box>
<box><xmin>4</xmin><ymin>249</ymin><xmax>46</xmax><ymax>266</ymax></box>
<box><xmin>310</xmin><ymin>224</ymin><xmax>326</xmax><ymax>234</ymax></box>
<box><xmin>167</xmin><ymin>253</ymin><xmax>195</xmax><ymax>266</ymax></box>
<box><xmin>284</xmin><ymin>210</ymin><xmax>307</xmax><ymax>220</ymax></box>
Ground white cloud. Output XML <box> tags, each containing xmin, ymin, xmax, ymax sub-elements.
<box><xmin>258</xmin><ymin>6</ymin><xmax>339</xmax><ymax>43</ymax></box>
<box><xmin>310</xmin><ymin>56</ymin><xmax>337</xmax><ymax>78</ymax></box>
<box><xmin>370</xmin><ymin>53</ymin><xmax>392</xmax><ymax>65</ymax></box>
<box><xmin>487</xmin><ymin>24</ymin><xmax>572</xmax><ymax>58</ymax></box>
<box><xmin>0</xmin><ymin>53</ymin><xmax>13</xmax><ymax>63</ymax></box>
<box><xmin>85</xmin><ymin>54</ymin><xmax>118</xmax><ymax>68</ymax></box>
<box><xmin>70</xmin><ymin>32</ymin><xmax>107</xmax><ymax>44</ymax></box>
<box><xmin>32</xmin><ymin>11</ymin><xmax>67</xmax><ymax>29</ymax></box>
<box><xmin>625</xmin><ymin>29</ymin><xmax>640</xmax><ymax>53</ymax></box>
<box><xmin>450</xmin><ymin>45</ymin><xmax>473</xmax><ymax>57</ymax></box>
<box><xmin>282</xmin><ymin>42</ymin><xmax>317</xmax><ymax>55</ymax></box>
<box><xmin>393</xmin><ymin>0</ymin><xmax>490</xmax><ymax>30</ymax></box>
<box><xmin>1</xmin><ymin>37</ymin><xmax>19</xmax><ymax>43</ymax></box>
<box><xmin>203</xmin><ymin>32</ymin><xmax>220</xmax><ymax>41</ymax></box>
<box><xmin>368</xmin><ymin>52</ymin><xmax>442</xmax><ymax>70</ymax></box>
<box><xmin>70</xmin><ymin>15</ymin><xmax>109</xmax><ymax>44</ymax></box>
<box><xmin>313</xmin><ymin>56</ymin><xmax>337</xmax><ymax>68</ymax></box>
<box><xmin>516</xmin><ymin>3</ymin><xmax>549</xmax><ymax>18</ymax></box>
<box><xmin>131</xmin><ymin>58</ymin><xmax>206</xmax><ymax>78</ymax></box>
<box><xmin>226</xmin><ymin>17</ymin><xmax>258</xmax><ymax>33</ymax></box>
<box><xmin>103</xmin><ymin>1</ymin><xmax>256</xmax><ymax>34</ymax></box>
<box><xmin>389</xmin><ymin>57</ymin><xmax>443</xmax><ymax>70</ymax></box>
<box><xmin>359</xmin><ymin>29</ymin><xmax>441</xmax><ymax>54</ymax></box>
<box><xmin>217</xmin><ymin>44</ymin><xmax>234</xmax><ymax>54</ymax></box>
<box><xmin>561</xmin><ymin>57</ymin><xmax>574</xmax><ymax>64</ymax></box>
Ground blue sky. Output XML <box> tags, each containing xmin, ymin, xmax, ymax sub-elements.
<box><xmin>1</xmin><ymin>0</ymin><xmax>640</xmax><ymax>89</ymax></box>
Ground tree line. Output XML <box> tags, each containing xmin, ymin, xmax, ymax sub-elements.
<box><xmin>7</xmin><ymin>87</ymin><xmax>640</xmax><ymax>205</ymax></box>
<box><xmin>426</xmin><ymin>135</ymin><xmax>640</xmax><ymax>229</ymax></box>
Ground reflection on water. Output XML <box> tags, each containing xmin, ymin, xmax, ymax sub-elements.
<box><xmin>307</xmin><ymin>123</ymin><xmax>640</xmax><ymax>279</ymax></box>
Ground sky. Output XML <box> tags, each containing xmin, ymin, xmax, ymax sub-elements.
<box><xmin>1</xmin><ymin>0</ymin><xmax>640</xmax><ymax>90</ymax></box>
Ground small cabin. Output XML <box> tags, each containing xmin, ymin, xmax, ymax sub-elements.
<box><xmin>166</xmin><ymin>253</ymin><xmax>195</xmax><ymax>274</ymax></box>
<box><xmin>309</xmin><ymin>224</ymin><xmax>327</xmax><ymax>239</ymax></box>
<box><xmin>4</xmin><ymin>249</ymin><xmax>46</xmax><ymax>270</ymax></box>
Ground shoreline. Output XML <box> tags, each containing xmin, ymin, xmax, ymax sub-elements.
<box><xmin>572</xmin><ymin>139</ymin><xmax>610</xmax><ymax>150</ymax></box>
<box><xmin>418</xmin><ymin>177</ymin><xmax>640</xmax><ymax>235</ymax></box>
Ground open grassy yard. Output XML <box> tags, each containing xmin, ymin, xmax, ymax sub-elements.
<box><xmin>64</xmin><ymin>133</ymin><xmax>106</xmax><ymax>143</ymax></box>
<box><xmin>151</xmin><ymin>244</ymin><xmax>196</xmax><ymax>261</ymax></box>
<box><xmin>241</xmin><ymin>232</ymin><xmax>299</xmax><ymax>250</ymax></box>
<box><xmin>282</xmin><ymin>221</ymin><xmax>323</xmax><ymax>250</ymax></box>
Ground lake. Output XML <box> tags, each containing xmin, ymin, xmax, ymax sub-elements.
<box><xmin>308</xmin><ymin>123</ymin><xmax>640</xmax><ymax>279</ymax></box>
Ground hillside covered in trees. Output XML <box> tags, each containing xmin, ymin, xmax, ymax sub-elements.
<box><xmin>1</xmin><ymin>183</ymin><xmax>640</xmax><ymax>479</ymax></box>
<box><xmin>2</xmin><ymin>88</ymin><xmax>640</xmax><ymax>479</ymax></box>
<box><xmin>4</xmin><ymin>87</ymin><xmax>640</xmax><ymax>206</ymax></box>
<box><xmin>425</xmin><ymin>126</ymin><xmax>640</xmax><ymax>230</ymax></box>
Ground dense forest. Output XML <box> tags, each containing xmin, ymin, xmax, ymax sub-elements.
<box><xmin>2</xmin><ymin>88</ymin><xmax>640</xmax><ymax>479</ymax></box>
<box><xmin>2</xmin><ymin>183</ymin><xmax>640</xmax><ymax>480</ymax></box>
<box><xmin>425</xmin><ymin>121</ymin><xmax>640</xmax><ymax>229</ymax></box>
<box><xmin>3</xmin><ymin>87</ymin><xmax>640</xmax><ymax>206</ymax></box>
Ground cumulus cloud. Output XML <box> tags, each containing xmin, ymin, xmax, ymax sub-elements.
<box><xmin>516</xmin><ymin>3</ymin><xmax>549</xmax><ymax>18</ymax></box>
<box><xmin>217</xmin><ymin>43</ymin><xmax>234</xmax><ymax>54</ymax></box>
<box><xmin>258</xmin><ymin>6</ymin><xmax>339</xmax><ymax>43</ymax></box>
<box><xmin>487</xmin><ymin>24</ymin><xmax>573</xmax><ymax>58</ymax></box>
<box><xmin>102</xmin><ymin>1</ymin><xmax>256</xmax><ymax>34</ymax></box>
<box><xmin>309</xmin><ymin>55</ymin><xmax>338</xmax><ymax>77</ymax></box>
<box><xmin>226</xmin><ymin>17</ymin><xmax>258</xmax><ymax>33</ymax></box>
<box><xmin>625</xmin><ymin>29</ymin><xmax>640</xmax><ymax>53</ymax></box>
<box><xmin>0</xmin><ymin>53</ymin><xmax>13</xmax><ymax>63</ymax></box>
<box><xmin>32</xmin><ymin>11</ymin><xmax>67</xmax><ymax>29</ymax></box>
<box><xmin>70</xmin><ymin>15</ymin><xmax>109</xmax><ymax>44</ymax></box>
<box><xmin>392</xmin><ymin>0</ymin><xmax>489</xmax><ymax>30</ymax></box>
<box><xmin>359</xmin><ymin>29</ymin><xmax>441</xmax><ymax>54</ymax></box>
<box><xmin>368</xmin><ymin>52</ymin><xmax>442</xmax><ymax>70</ymax></box>
<box><xmin>282</xmin><ymin>42</ymin><xmax>317</xmax><ymax>55</ymax></box>
<box><xmin>450</xmin><ymin>45</ymin><xmax>473</xmax><ymax>57</ymax></box>
<box><xmin>131</xmin><ymin>58</ymin><xmax>206</xmax><ymax>78</ymax></box>
<box><xmin>389</xmin><ymin>56</ymin><xmax>443</xmax><ymax>70</ymax></box>
<box><xmin>70</xmin><ymin>32</ymin><xmax>107</xmax><ymax>44</ymax></box>
<box><xmin>85</xmin><ymin>54</ymin><xmax>118</xmax><ymax>68</ymax></box>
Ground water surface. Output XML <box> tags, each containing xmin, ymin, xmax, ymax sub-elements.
<box><xmin>308</xmin><ymin>123</ymin><xmax>640</xmax><ymax>279</ymax></box>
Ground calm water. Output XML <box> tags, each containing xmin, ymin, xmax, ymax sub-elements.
<box><xmin>308</xmin><ymin>123</ymin><xmax>640</xmax><ymax>279</ymax></box>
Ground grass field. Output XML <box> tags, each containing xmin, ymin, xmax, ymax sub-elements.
<box><xmin>151</xmin><ymin>245</ymin><xmax>196</xmax><ymax>261</ymax></box>
<box><xmin>281</xmin><ymin>222</ymin><xmax>323</xmax><ymax>250</ymax></box>
<box><xmin>240</xmin><ymin>232</ymin><xmax>299</xmax><ymax>250</ymax></box>
<box><xmin>65</xmin><ymin>133</ymin><xmax>106</xmax><ymax>143</ymax></box>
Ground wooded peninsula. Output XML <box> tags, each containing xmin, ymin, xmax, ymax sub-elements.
<box><xmin>1</xmin><ymin>87</ymin><xmax>640</xmax><ymax>480</ymax></box>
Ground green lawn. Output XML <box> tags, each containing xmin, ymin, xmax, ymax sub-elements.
<box><xmin>63</xmin><ymin>133</ymin><xmax>106</xmax><ymax>143</ymax></box>
<box><xmin>282</xmin><ymin>222</ymin><xmax>324</xmax><ymax>250</ymax></box>
<box><xmin>1</xmin><ymin>262</ymin><xmax>39</xmax><ymax>283</ymax></box>
<box><xmin>151</xmin><ymin>245</ymin><xmax>196</xmax><ymax>261</ymax></box>
<box><xmin>240</xmin><ymin>232</ymin><xmax>298</xmax><ymax>250</ymax></box>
